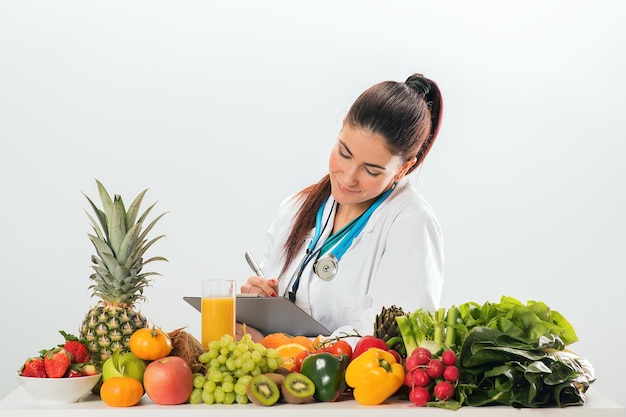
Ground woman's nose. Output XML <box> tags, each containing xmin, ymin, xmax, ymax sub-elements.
<box><xmin>343</xmin><ymin>166</ymin><xmax>358</xmax><ymax>185</ymax></box>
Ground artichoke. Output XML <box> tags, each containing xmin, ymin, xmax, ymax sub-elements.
<box><xmin>374</xmin><ymin>305</ymin><xmax>406</xmax><ymax>357</ymax></box>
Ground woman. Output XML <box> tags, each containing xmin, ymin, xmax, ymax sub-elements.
<box><xmin>240</xmin><ymin>73</ymin><xmax>444</xmax><ymax>340</ymax></box>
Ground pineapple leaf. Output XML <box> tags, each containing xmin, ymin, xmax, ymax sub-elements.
<box><xmin>117</xmin><ymin>223</ymin><xmax>140</xmax><ymax>266</ymax></box>
<box><xmin>108</xmin><ymin>196</ymin><xmax>126</xmax><ymax>255</ymax></box>
<box><xmin>137</xmin><ymin>212</ymin><xmax>168</xmax><ymax>243</ymax></box>
<box><xmin>95</xmin><ymin>180</ymin><xmax>114</xmax><ymax>218</ymax></box>
<box><xmin>130</xmin><ymin>235</ymin><xmax>167</xmax><ymax>264</ymax></box>
<box><xmin>85</xmin><ymin>211</ymin><xmax>106</xmax><ymax>241</ymax></box>
<box><xmin>114</xmin><ymin>265</ymin><xmax>130</xmax><ymax>281</ymax></box>
<box><xmin>135</xmin><ymin>201</ymin><xmax>156</xmax><ymax>229</ymax></box>
<box><xmin>88</xmin><ymin>235</ymin><xmax>120</xmax><ymax>276</ymax></box>
<box><xmin>83</xmin><ymin>196</ymin><xmax>109</xmax><ymax>242</ymax></box>
<box><xmin>125</xmin><ymin>188</ymin><xmax>148</xmax><ymax>232</ymax></box>
<box><xmin>88</xmin><ymin>234</ymin><xmax>115</xmax><ymax>258</ymax></box>
<box><xmin>142</xmin><ymin>256</ymin><xmax>169</xmax><ymax>265</ymax></box>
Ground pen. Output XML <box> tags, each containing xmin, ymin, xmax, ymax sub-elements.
<box><xmin>245</xmin><ymin>251</ymin><xmax>265</xmax><ymax>279</ymax></box>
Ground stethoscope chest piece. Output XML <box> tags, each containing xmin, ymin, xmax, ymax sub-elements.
<box><xmin>314</xmin><ymin>255</ymin><xmax>338</xmax><ymax>281</ymax></box>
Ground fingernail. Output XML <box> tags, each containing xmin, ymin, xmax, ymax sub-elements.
<box><xmin>268</xmin><ymin>279</ymin><xmax>276</xmax><ymax>285</ymax></box>
<box><xmin>271</xmin><ymin>292</ymin><xmax>276</xmax><ymax>297</ymax></box>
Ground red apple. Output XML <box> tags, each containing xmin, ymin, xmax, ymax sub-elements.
<box><xmin>143</xmin><ymin>356</ymin><xmax>193</xmax><ymax>405</ymax></box>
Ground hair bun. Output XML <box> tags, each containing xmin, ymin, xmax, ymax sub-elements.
<box><xmin>405</xmin><ymin>74</ymin><xmax>431</xmax><ymax>98</ymax></box>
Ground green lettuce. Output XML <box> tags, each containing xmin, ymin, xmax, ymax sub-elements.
<box><xmin>453</xmin><ymin>296</ymin><xmax>588</xmax><ymax>408</ymax></box>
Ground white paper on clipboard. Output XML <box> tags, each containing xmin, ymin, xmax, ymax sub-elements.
<box><xmin>183</xmin><ymin>296</ymin><xmax>331</xmax><ymax>337</ymax></box>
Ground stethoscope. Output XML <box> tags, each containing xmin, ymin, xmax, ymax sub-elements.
<box><xmin>283</xmin><ymin>184</ymin><xmax>395</xmax><ymax>302</ymax></box>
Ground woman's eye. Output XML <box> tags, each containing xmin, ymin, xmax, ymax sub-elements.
<box><xmin>339</xmin><ymin>149</ymin><xmax>350</xmax><ymax>159</ymax></box>
<box><xmin>365</xmin><ymin>168</ymin><xmax>381</xmax><ymax>177</ymax></box>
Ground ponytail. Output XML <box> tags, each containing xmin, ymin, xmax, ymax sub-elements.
<box><xmin>404</xmin><ymin>74</ymin><xmax>444</xmax><ymax>171</ymax></box>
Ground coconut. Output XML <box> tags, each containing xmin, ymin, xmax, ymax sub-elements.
<box><xmin>168</xmin><ymin>327</ymin><xmax>207</xmax><ymax>374</ymax></box>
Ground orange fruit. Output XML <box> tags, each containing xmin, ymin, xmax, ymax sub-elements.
<box><xmin>260</xmin><ymin>333</ymin><xmax>315</xmax><ymax>351</ymax></box>
<box><xmin>129</xmin><ymin>327</ymin><xmax>173</xmax><ymax>361</ymax></box>
<box><xmin>100</xmin><ymin>377</ymin><xmax>144</xmax><ymax>407</ymax></box>
<box><xmin>275</xmin><ymin>343</ymin><xmax>311</xmax><ymax>370</ymax></box>
<box><xmin>260</xmin><ymin>333</ymin><xmax>291</xmax><ymax>348</ymax></box>
<box><xmin>312</xmin><ymin>334</ymin><xmax>329</xmax><ymax>350</ymax></box>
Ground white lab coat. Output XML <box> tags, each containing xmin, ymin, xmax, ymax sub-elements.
<box><xmin>260</xmin><ymin>178</ymin><xmax>444</xmax><ymax>336</ymax></box>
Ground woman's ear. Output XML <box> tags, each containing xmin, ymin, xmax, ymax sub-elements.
<box><xmin>395</xmin><ymin>157</ymin><xmax>417</xmax><ymax>181</ymax></box>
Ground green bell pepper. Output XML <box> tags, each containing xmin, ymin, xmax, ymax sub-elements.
<box><xmin>300</xmin><ymin>352</ymin><xmax>349</xmax><ymax>402</ymax></box>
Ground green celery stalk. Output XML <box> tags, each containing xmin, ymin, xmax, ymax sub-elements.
<box><xmin>396</xmin><ymin>314</ymin><xmax>418</xmax><ymax>356</ymax></box>
<box><xmin>433</xmin><ymin>308</ymin><xmax>446</xmax><ymax>350</ymax></box>
<box><xmin>445</xmin><ymin>306</ymin><xmax>459</xmax><ymax>348</ymax></box>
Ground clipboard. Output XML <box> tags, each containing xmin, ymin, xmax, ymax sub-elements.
<box><xmin>183</xmin><ymin>296</ymin><xmax>331</xmax><ymax>337</ymax></box>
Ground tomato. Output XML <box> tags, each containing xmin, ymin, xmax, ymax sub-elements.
<box><xmin>292</xmin><ymin>350</ymin><xmax>311</xmax><ymax>372</ymax></box>
<box><xmin>100</xmin><ymin>377</ymin><xmax>144</xmax><ymax>407</ymax></box>
<box><xmin>129</xmin><ymin>327</ymin><xmax>173</xmax><ymax>361</ymax></box>
<box><xmin>327</xmin><ymin>340</ymin><xmax>353</xmax><ymax>360</ymax></box>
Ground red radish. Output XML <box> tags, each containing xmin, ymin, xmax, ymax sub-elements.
<box><xmin>426</xmin><ymin>358</ymin><xmax>444</xmax><ymax>379</ymax></box>
<box><xmin>411</xmin><ymin>368</ymin><xmax>431</xmax><ymax>387</ymax></box>
<box><xmin>411</xmin><ymin>347</ymin><xmax>432</xmax><ymax>365</ymax></box>
<box><xmin>409</xmin><ymin>386</ymin><xmax>431</xmax><ymax>406</ymax></box>
<box><xmin>434</xmin><ymin>381</ymin><xmax>455</xmax><ymax>401</ymax></box>
<box><xmin>405</xmin><ymin>354</ymin><xmax>420</xmax><ymax>372</ymax></box>
<box><xmin>404</xmin><ymin>368</ymin><xmax>416</xmax><ymax>387</ymax></box>
<box><xmin>443</xmin><ymin>365</ymin><xmax>460</xmax><ymax>382</ymax></box>
<box><xmin>441</xmin><ymin>349</ymin><xmax>457</xmax><ymax>366</ymax></box>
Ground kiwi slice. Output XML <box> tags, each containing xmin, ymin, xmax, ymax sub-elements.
<box><xmin>281</xmin><ymin>372</ymin><xmax>316</xmax><ymax>404</ymax></box>
<box><xmin>247</xmin><ymin>374</ymin><xmax>281</xmax><ymax>406</ymax></box>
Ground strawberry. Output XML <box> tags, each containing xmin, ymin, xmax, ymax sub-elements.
<box><xmin>20</xmin><ymin>357</ymin><xmax>47</xmax><ymax>378</ymax></box>
<box><xmin>59</xmin><ymin>330</ymin><xmax>90</xmax><ymax>364</ymax></box>
<box><xmin>43</xmin><ymin>347</ymin><xmax>72</xmax><ymax>378</ymax></box>
<box><xmin>65</xmin><ymin>367</ymin><xmax>84</xmax><ymax>378</ymax></box>
<box><xmin>79</xmin><ymin>363</ymin><xmax>98</xmax><ymax>376</ymax></box>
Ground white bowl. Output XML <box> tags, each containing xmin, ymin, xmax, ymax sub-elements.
<box><xmin>17</xmin><ymin>374</ymin><xmax>102</xmax><ymax>403</ymax></box>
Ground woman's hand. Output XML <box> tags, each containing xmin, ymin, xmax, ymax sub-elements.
<box><xmin>240</xmin><ymin>276</ymin><xmax>278</xmax><ymax>297</ymax></box>
<box><xmin>236</xmin><ymin>322</ymin><xmax>264</xmax><ymax>343</ymax></box>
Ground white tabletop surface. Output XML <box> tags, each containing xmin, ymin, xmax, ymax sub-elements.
<box><xmin>1</xmin><ymin>386</ymin><xmax>624</xmax><ymax>417</ymax></box>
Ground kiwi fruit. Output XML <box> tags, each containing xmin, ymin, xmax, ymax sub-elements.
<box><xmin>274</xmin><ymin>366</ymin><xmax>291</xmax><ymax>376</ymax></box>
<box><xmin>247</xmin><ymin>374</ymin><xmax>281</xmax><ymax>406</ymax></box>
<box><xmin>264</xmin><ymin>372</ymin><xmax>286</xmax><ymax>388</ymax></box>
<box><xmin>281</xmin><ymin>372</ymin><xmax>316</xmax><ymax>404</ymax></box>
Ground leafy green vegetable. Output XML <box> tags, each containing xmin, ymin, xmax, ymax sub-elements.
<box><xmin>395</xmin><ymin>295</ymin><xmax>591</xmax><ymax>408</ymax></box>
<box><xmin>455</xmin><ymin>296</ymin><xmax>578</xmax><ymax>347</ymax></box>
<box><xmin>456</xmin><ymin>327</ymin><xmax>589</xmax><ymax>408</ymax></box>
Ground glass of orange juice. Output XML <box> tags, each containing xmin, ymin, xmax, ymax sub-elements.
<box><xmin>201</xmin><ymin>279</ymin><xmax>236</xmax><ymax>347</ymax></box>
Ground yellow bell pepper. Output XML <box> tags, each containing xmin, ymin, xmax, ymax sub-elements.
<box><xmin>345</xmin><ymin>347</ymin><xmax>405</xmax><ymax>405</ymax></box>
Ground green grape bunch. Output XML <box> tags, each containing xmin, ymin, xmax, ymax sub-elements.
<box><xmin>188</xmin><ymin>333</ymin><xmax>283</xmax><ymax>405</ymax></box>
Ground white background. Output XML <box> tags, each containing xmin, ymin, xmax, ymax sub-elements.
<box><xmin>1</xmin><ymin>0</ymin><xmax>624</xmax><ymax>408</ymax></box>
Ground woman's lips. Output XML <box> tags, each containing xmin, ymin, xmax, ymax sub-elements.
<box><xmin>338</xmin><ymin>182</ymin><xmax>358</xmax><ymax>194</ymax></box>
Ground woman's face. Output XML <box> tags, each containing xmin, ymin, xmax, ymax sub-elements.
<box><xmin>329</xmin><ymin>123</ymin><xmax>414</xmax><ymax>209</ymax></box>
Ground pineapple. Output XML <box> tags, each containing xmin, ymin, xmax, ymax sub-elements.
<box><xmin>79</xmin><ymin>180</ymin><xmax>167</xmax><ymax>366</ymax></box>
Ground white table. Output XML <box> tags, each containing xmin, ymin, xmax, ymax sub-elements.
<box><xmin>1</xmin><ymin>386</ymin><xmax>623</xmax><ymax>416</ymax></box>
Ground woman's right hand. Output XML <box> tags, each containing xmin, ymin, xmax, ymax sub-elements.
<box><xmin>240</xmin><ymin>276</ymin><xmax>278</xmax><ymax>297</ymax></box>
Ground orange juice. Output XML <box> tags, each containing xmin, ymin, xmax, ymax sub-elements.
<box><xmin>201</xmin><ymin>296</ymin><xmax>236</xmax><ymax>346</ymax></box>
